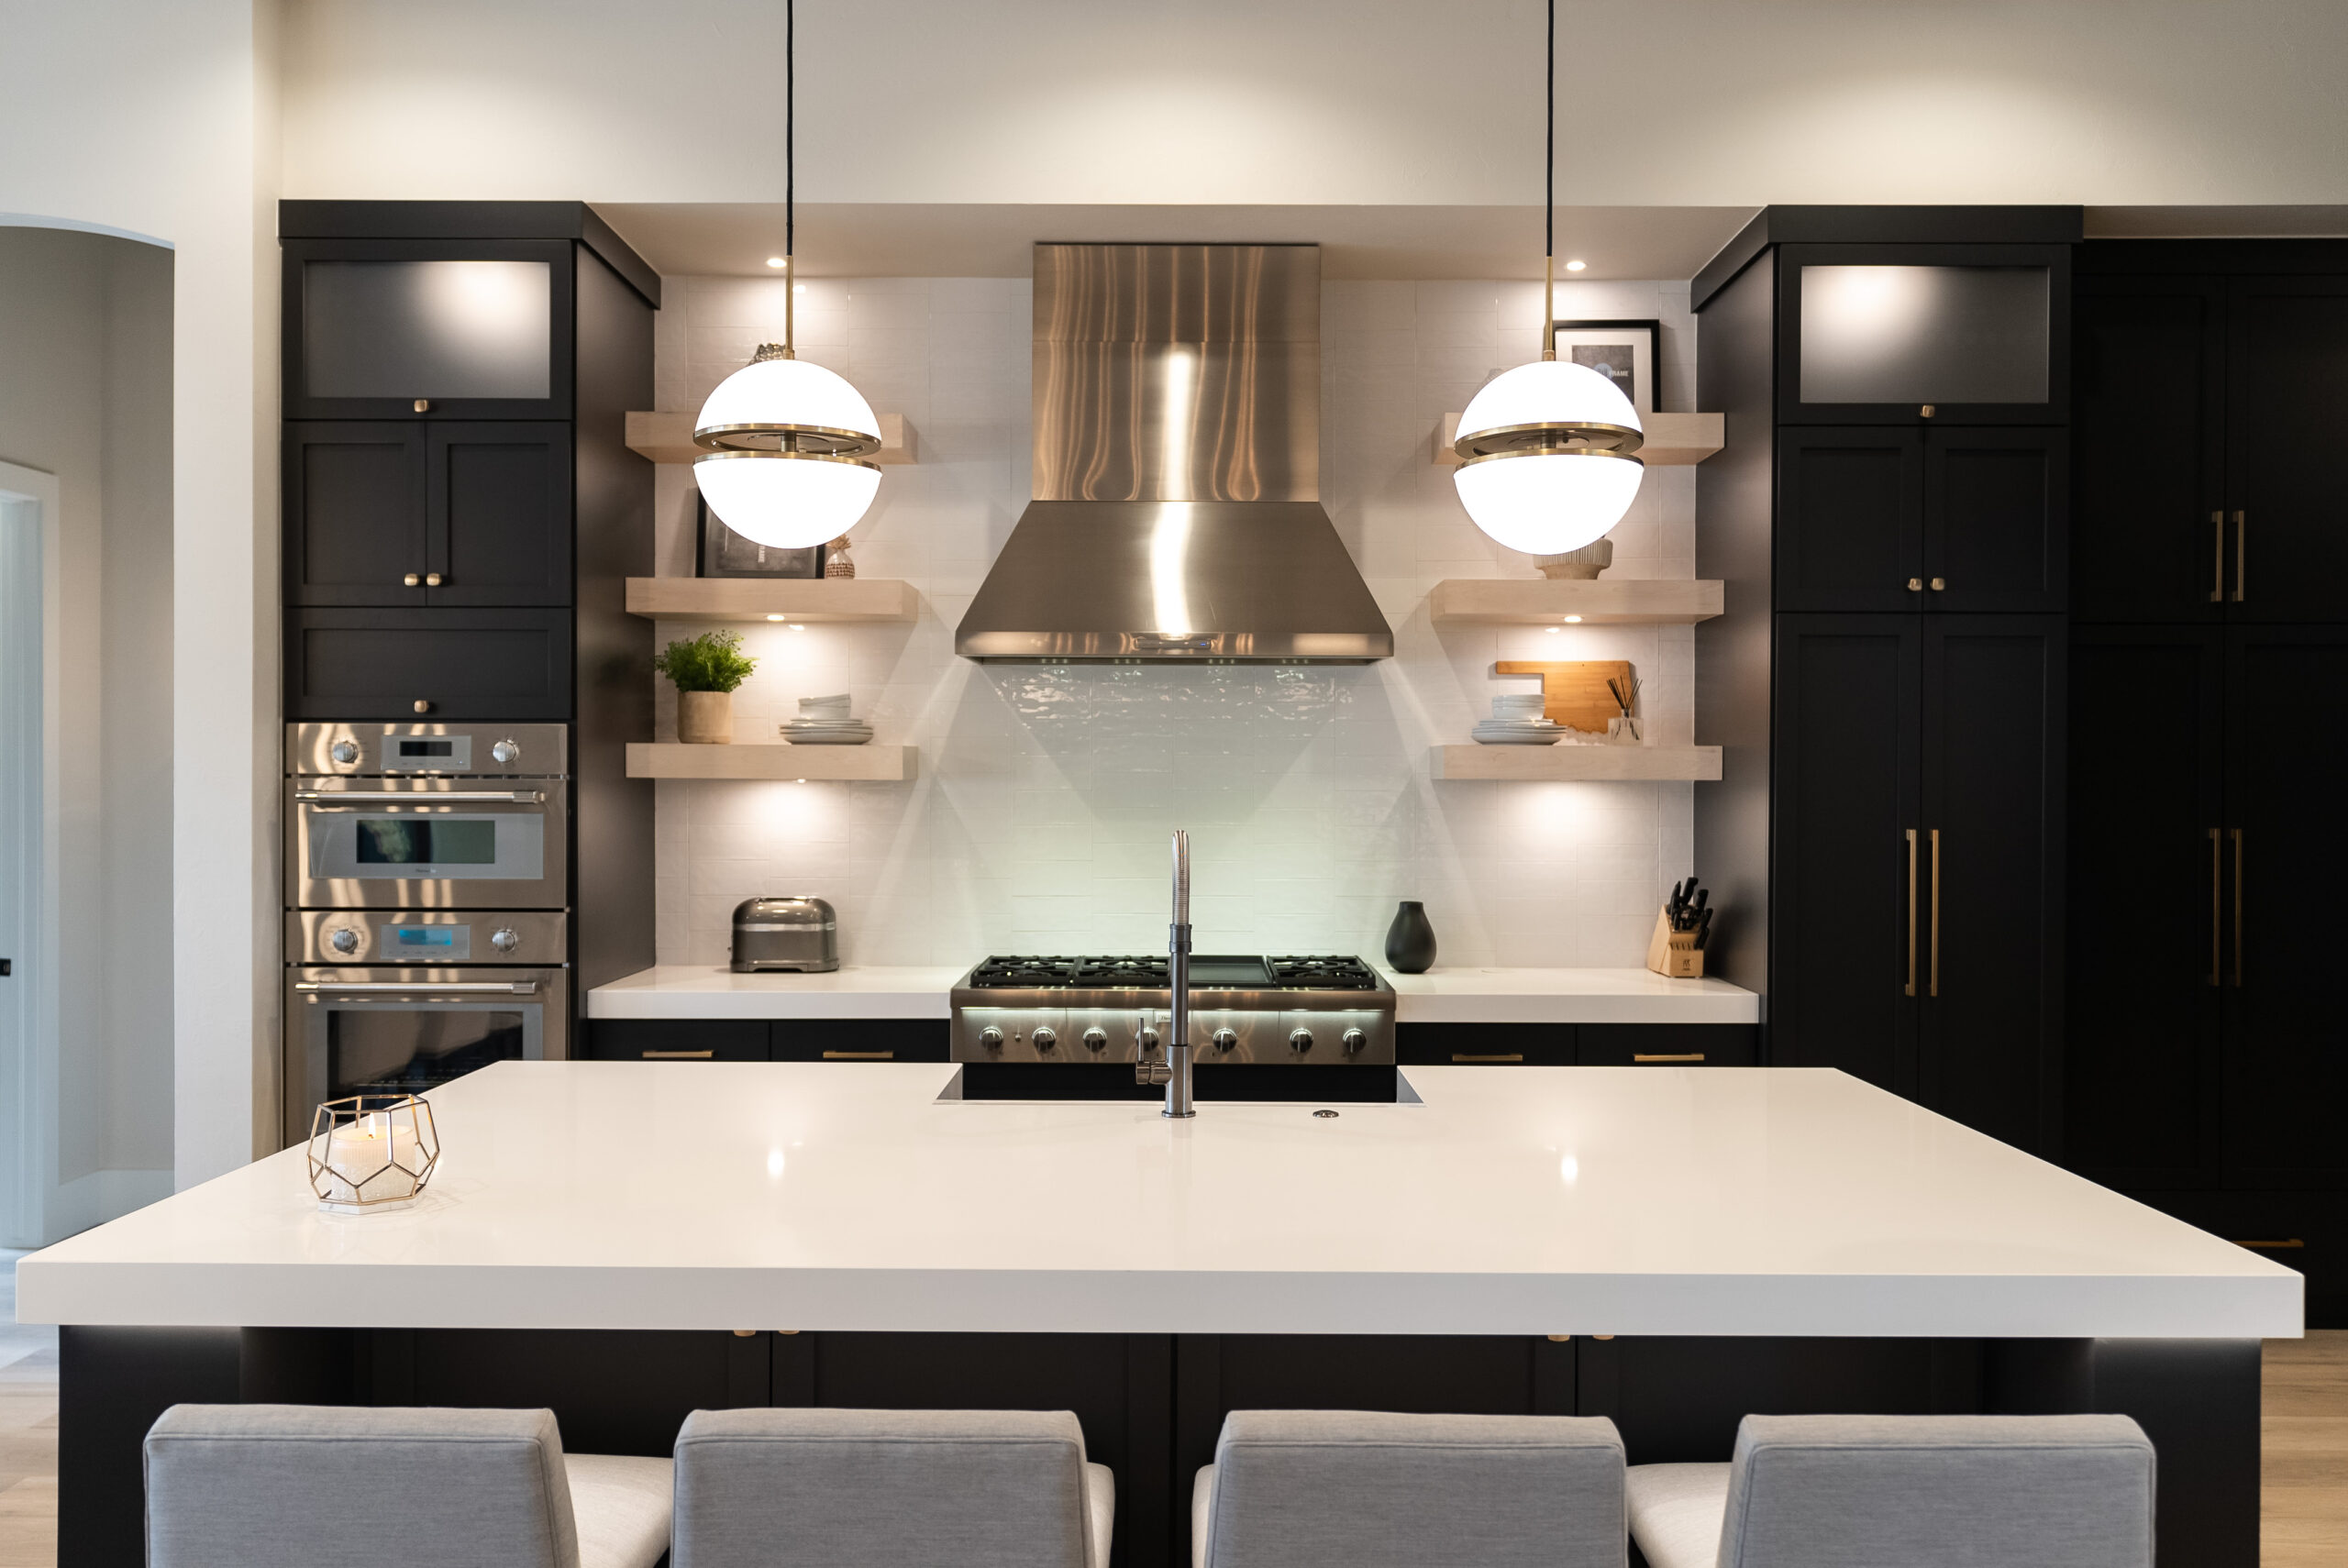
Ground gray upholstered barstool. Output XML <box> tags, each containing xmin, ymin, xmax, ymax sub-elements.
<box><xmin>1625</xmin><ymin>1413</ymin><xmax>2155</xmax><ymax>1568</ymax></box>
<box><xmin>670</xmin><ymin>1407</ymin><xmax>1114</xmax><ymax>1568</ymax></box>
<box><xmin>1191</xmin><ymin>1409</ymin><xmax>1627</xmax><ymax>1568</ymax></box>
<box><xmin>144</xmin><ymin>1404</ymin><xmax>674</xmax><ymax>1568</ymax></box>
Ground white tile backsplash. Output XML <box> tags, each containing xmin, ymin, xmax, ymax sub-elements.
<box><xmin>651</xmin><ymin>274</ymin><xmax>1700</xmax><ymax>969</ymax></box>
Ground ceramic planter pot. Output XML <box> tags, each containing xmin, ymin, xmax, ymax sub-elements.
<box><xmin>677</xmin><ymin>690</ymin><xmax>735</xmax><ymax>745</ymax></box>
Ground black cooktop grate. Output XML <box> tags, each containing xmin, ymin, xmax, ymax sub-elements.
<box><xmin>968</xmin><ymin>954</ymin><xmax>1379</xmax><ymax>991</ymax></box>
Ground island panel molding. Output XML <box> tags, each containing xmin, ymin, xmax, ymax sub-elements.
<box><xmin>17</xmin><ymin>1061</ymin><xmax>2298</xmax><ymax>1340</ymax></box>
<box><xmin>1432</xmin><ymin>745</ymin><xmax>1723</xmax><ymax>781</ymax></box>
<box><xmin>625</xmin><ymin>576</ymin><xmax>920</xmax><ymax>623</ymax></box>
<box><xmin>1430</xmin><ymin>578</ymin><xmax>1724</xmax><ymax>625</ymax></box>
<box><xmin>626</xmin><ymin>743</ymin><xmax>918</xmax><ymax>780</ymax></box>
<box><xmin>626</xmin><ymin>408</ymin><xmax>915</xmax><ymax>466</ymax></box>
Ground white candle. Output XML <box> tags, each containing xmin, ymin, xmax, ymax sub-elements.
<box><xmin>322</xmin><ymin>1110</ymin><xmax>423</xmax><ymax>1202</ymax></box>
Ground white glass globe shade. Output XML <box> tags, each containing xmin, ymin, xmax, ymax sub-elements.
<box><xmin>695</xmin><ymin>357</ymin><xmax>880</xmax><ymax>445</ymax></box>
<box><xmin>694</xmin><ymin>455</ymin><xmax>880</xmax><ymax>549</ymax></box>
<box><xmin>1454</xmin><ymin>452</ymin><xmax>1645</xmax><ymax>556</ymax></box>
<box><xmin>1457</xmin><ymin>359</ymin><xmax>1641</xmax><ymax>445</ymax></box>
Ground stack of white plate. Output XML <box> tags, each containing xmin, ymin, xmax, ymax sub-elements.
<box><xmin>781</xmin><ymin>693</ymin><xmax>872</xmax><ymax>745</ymax></box>
<box><xmin>1472</xmin><ymin>691</ymin><xmax>1564</xmax><ymax>745</ymax></box>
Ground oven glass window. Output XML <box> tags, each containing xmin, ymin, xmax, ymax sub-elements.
<box><xmin>355</xmin><ymin>818</ymin><xmax>499</xmax><ymax>865</ymax></box>
<box><xmin>330</xmin><ymin>1006</ymin><xmax>526</xmax><ymax>1098</ymax></box>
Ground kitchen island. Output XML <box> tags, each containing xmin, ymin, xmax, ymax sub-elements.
<box><xmin>23</xmin><ymin>1062</ymin><xmax>2296</xmax><ymax>1567</ymax></box>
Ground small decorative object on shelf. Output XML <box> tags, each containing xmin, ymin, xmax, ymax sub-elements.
<box><xmin>780</xmin><ymin>692</ymin><xmax>873</xmax><ymax>745</ymax></box>
<box><xmin>1605</xmin><ymin>672</ymin><xmax>1643</xmax><ymax>744</ymax></box>
<box><xmin>307</xmin><ymin>1094</ymin><xmax>439</xmax><ymax>1212</ymax></box>
<box><xmin>1385</xmin><ymin>900</ymin><xmax>1437</xmax><ymax>974</ymax></box>
<box><xmin>1646</xmin><ymin>877</ymin><xmax>1711</xmax><ymax>978</ymax></box>
<box><xmin>656</xmin><ymin>629</ymin><xmax>757</xmax><ymax>745</ymax></box>
<box><xmin>823</xmin><ymin>535</ymin><xmax>857</xmax><ymax>579</ymax></box>
<box><xmin>697</xmin><ymin>492</ymin><xmax>825</xmax><ymax>579</ymax></box>
<box><xmin>1534</xmin><ymin>538</ymin><xmax>1612</xmax><ymax>580</ymax></box>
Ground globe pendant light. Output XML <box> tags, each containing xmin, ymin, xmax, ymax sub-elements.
<box><xmin>1451</xmin><ymin>0</ymin><xmax>1644</xmax><ymax>555</ymax></box>
<box><xmin>692</xmin><ymin>0</ymin><xmax>882</xmax><ymax>550</ymax></box>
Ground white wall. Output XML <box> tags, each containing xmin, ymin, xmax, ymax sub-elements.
<box><xmin>649</xmin><ymin>274</ymin><xmax>1696</xmax><ymax>966</ymax></box>
<box><xmin>282</xmin><ymin>0</ymin><xmax>2348</xmax><ymax>207</ymax></box>
<box><xmin>0</xmin><ymin>229</ymin><xmax>176</xmax><ymax>1244</ymax></box>
<box><xmin>0</xmin><ymin>0</ymin><xmax>280</xmax><ymax>1187</ymax></box>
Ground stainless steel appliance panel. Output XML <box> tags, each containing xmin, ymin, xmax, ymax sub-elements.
<box><xmin>288</xmin><ymin>721</ymin><xmax>568</xmax><ymax>778</ymax></box>
<box><xmin>288</xmin><ymin>910</ymin><xmax>568</xmax><ymax>966</ymax></box>
<box><xmin>287</xmin><ymin>778</ymin><xmax>569</xmax><ymax>909</ymax></box>
<box><xmin>730</xmin><ymin>896</ymin><xmax>840</xmax><ymax>973</ymax></box>
<box><xmin>283</xmin><ymin>965</ymin><xmax>567</xmax><ymax>1145</ymax></box>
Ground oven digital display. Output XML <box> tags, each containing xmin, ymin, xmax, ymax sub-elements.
<box><xmin>377</xmin><ymin>922</ymin><xmax>472</xmax><ymax>960</ymax></box>
<box><xmin>397</xmin><ymin>740</ymin><xmax>455</xmax><ymax>757</ymax></box>
<box><xmin>356</xmin><ymin>819</ymin><xmax>499</xmax><ymax>865</ymax></box>
<box><xmin>394</xmin><ymin>927</ymin><xmax>454</xmax><ymax>945</ymax></box>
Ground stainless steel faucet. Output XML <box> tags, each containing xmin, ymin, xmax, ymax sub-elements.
<box><xmin>1135</xmin><ymin>830</ymin><xmax>1198</xmax><ymax>1117</ymax></box>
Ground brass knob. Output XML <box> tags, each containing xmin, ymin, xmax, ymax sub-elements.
<box><xmin>413</xmin><ymin>399</ymin><xmax>430</xmax><ymax>414</ymax></box>
<box><xmin>413</xmin><ymin>700</ymin><xmax>433</xmax><ymax>714</ymax></box>
<box><xmin>1907</xmin><ymin>578</ymin><xmax>1924</xmax><ymax>592</ymax></box>
<box><xmin>1920</xmin><ymin>403</ymin><xmax>1935</xmax><ymax>418</ymax></box>
<box><xmin>404</xmin><ymin>572</ymin><xmax>421</xmax><ymax>587</ymax></box>
<box><xmin>1929</xmin><ymin>576</ymin><xmax>1946</xmax><ymax>591</ymax></box>
<box><xmin>425</xmin><ymin>572</ymin><xmax>444</xmax><ymax>587</ymax></box>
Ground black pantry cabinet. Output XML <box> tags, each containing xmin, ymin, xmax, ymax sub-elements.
<box><xmin>277</xmin><ymin>201</ymin><xmax>659</xmax><ymax>1009</ymax></box>
<box><xmin>2066</xmin><ymin>240</ymin><xmax>2348</xmax><ymax>1325</ymax></box>
<box><xmin>1693</xmin><ymin>206</ymin><xmax>2077</xmax><ymax>1157</ymax></box>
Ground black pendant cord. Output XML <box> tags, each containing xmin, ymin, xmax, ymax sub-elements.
<box><xmin>785</xmin><ymin>0</ymin><xmax>794</xmax><ymax>265</ymax></box>
<box><xmin>1545</xmin><ymin>0</ymin><xmax>1555</xmax><ymax>263</ymax></box>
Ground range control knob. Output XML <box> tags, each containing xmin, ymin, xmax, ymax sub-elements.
<box><xmin>1212</xmin><ymin>1028</ymin><xmax>1239</xmax><ymax>1052</ymax></box>
<box><xmin>980</xmin><ymin>1026</ymin><xmax>1006</xmax><ymax>1051</ymax></box>
<box><xmin>490</xmin><ymin>927</ymin><xmax>521</xmax><ymax>955</ymax></box>
<box><xmin>1289</xmin><ymin>1027</ymin><xmax>1315</xmax><ymax>1054</ymax></box>
<box><xmin>1137</xmin><ymin>1025</ymin><xmax>1161</xmax><ymax>1053</ymax></box>
<box><xmin>1082</xmin><ymin>1027</ymin><xmax>1109</xmax><ymax>1053</ymax></box>
<box><xmin>492</xmin><ymin>738</ymin><xmax>521</xmax><ymax>765</ymax></box>
<box><xmin>1032</xmin><ymin>1026</ymin><xmax>1058</xmax><ymax>1051</ymax></box>
<box><xmin>327</xmin><ymin>927</ymin><xmax>360</xmax><ymax>955</ymax></box>
<box><xmin>1341</xmin><ymin>1027</ymin><xmax>1368</xmax><ymax>1055</ymax></box>
<box><xmin>329</xmin><ymin>739</ymin><xmax>361</xmax><ymax>766</ymax></box>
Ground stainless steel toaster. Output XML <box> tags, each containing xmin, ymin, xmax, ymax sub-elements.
<box><xmin>731</xmin><ymin>897</ymin><xmax>839</xmax><ymax>972</ymax></box>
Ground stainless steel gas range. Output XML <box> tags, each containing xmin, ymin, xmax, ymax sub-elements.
<box><xmin>949</xmin><ymin>954</ymin><xmax>1396</xmax><ymax>1076</ymax></box>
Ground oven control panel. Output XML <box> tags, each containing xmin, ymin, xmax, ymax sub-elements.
<box><xmin>286</xmin><ymin>910</ymin><xmax>567</xmax><ymax>966</ymax></box>
<box><xmin>288</xmin><ymin>723</ymin><xmax>567</xmax><ymax>778</ymax></box>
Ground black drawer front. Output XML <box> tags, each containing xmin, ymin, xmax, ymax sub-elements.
<box><xmin>1397</xmin><ymin>1024</ymin><xmax>1576</xmax><ymax>1066</ymax></box>
<box><xmin>1578</xmin><ymin>1024</ymin><xmax>1759</xmax><ymax>1067</ymax></box>
<box><xmin>587</xmin><ymin>1020</ymin><xmax>768</xmax><ymax>1063</ymax></box>
<box><xmin>288</xmin><ymin>608</ymin><xmax>571</xmax><ymax>720</ymax></box>
<box><xmin>770</xmin><ymin>1019</ymin><xmax>949</xmax><ymax>1063</ymax></box>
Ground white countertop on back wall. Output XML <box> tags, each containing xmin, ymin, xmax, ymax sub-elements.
<box><xmin>587</xmin><ymin>965</ymin><xmax>1759</xmax><ymax>1024</ymax></box>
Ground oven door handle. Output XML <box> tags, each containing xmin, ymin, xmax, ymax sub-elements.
<box><xmin>294</xmin><ymin>981</ymin><xmax>541</xmax><ymax>994</ymax></box>
<box><xmin>294</xmin><ymin>790</ymin><xmax>546</xmax><ymax>804</ymax></box>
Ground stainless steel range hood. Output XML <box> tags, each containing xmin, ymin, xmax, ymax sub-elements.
<box><xmin>955</xmin><ymin>244</ymin><xmax>1392</xmax><ymax>662</ymax></box>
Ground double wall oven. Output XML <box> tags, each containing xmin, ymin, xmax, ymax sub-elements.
<box><xmin>282</xmin><ymin>723</ymin><xmax>570</xmax><ymax>1143</ymax></box>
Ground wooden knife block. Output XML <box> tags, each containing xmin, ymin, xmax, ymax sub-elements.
<box><xmin>1496</xmin><ymin>660</ymin><xmax>1635</xmax><ymax>734</ymax></box>
<box><xmin>1645</xmin><ymin>907</ymin><xmax>1705</xmax><ymax>978</ymax></box>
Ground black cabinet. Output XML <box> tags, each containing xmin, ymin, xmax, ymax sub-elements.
<box><xmin>1777</xmin><ymin>428</ymin><xmax>2065</xmax><ymax>613</ymax></box>
<box><xmin>584</xmin><ymin>1019</ymin><xmax>951</xmax><ymax>1063</ymax></box>
<box><xmin>771</xmin><ymin>1019</ymin><xmax>950</xmax><ymax>1063</ymax></box>
<box><xmin>586</xmin><ymin>1020</ymin><xmax>770</xmax><ymax>1062</ymax></box>
<box><xmin>1576</xmin><ymin>1024</ymin><xmax>1758</xmax><ymax>1067</ymax></box>
<box><xmin>286</xmin><ymin>609</ymin><xmax>573</xmax><ymax>721</ymax></box>
<box><xmin>287</xmin><ymin>422</ymin><xmax>571</xmax><ymax>608</ymax></box>
<box><xmin>2226</xmin><ymin>277</ymin><xmax>2348</xmax><ymax>623</ymax></box>
<box><xmin>1771</xmin><ymin>614</ymin><xmax>2063</xmax><ymax>1152</ymax></box>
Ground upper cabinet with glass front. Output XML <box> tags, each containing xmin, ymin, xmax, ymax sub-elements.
<box><xmin>282</xmin><ymin>240</ymin><xmax>576</xmax><ymax>419</ymax></box>
<box><xmin>1778</xmin><ymin>243</ymin><xmax>2072</xmax><ymax>425</ymax></box>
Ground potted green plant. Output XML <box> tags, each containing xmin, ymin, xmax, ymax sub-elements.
<box><xmin>654</xmin><ymin>629</ymin><xmax>757</xmax><ymax>744</ymax></box>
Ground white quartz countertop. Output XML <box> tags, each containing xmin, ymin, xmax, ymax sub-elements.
<box><xmin>19</xmin><ymin>1062</ymin><xmax>2297</xmax><ymax>1340</ymax></box>
<box><xmin>586</xmin><ymin>965</ymin><xmax>1758</xmax><ymax>1024</ymax></box>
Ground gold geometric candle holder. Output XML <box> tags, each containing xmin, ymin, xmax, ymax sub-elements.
<box><xmin>306</xmin><ymin>1094</ymin><xmax>439</xmax><ymax>1212</ymax></box>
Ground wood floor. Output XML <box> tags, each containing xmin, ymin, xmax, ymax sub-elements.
<box><xmin>0</xmin><ymin>1250</ymin><xmax>2339</xmax><ymax>1568</ymax></box>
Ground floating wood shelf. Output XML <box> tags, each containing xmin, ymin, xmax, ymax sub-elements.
<box><xmin>627</xmin><ymin>743</ymin><xmax>919</xmax><ymax>781</ymax></box>
<box><xmin>625</xmin><ymin>577</ymin><xmax>920</xmax><ymax>624</ymax></box>
<box><xmin>625</xmin><ymin>410</ymin><xmax>916</xmax><ymax>466</ymax></box>
<box><xmin>1432</xmin><ymin>745</ymin><xmax>1722</xmax><ymax>782</ymax></box>
<box><xmin>1432</xmin><ymin>411</ymin><xmax>1722</xmax><ymax>468</ymax></box>
<box><xmin>1430</xmin><ymin>579</ymin><xmax>1724</xmax><ymax>626</ymax></box>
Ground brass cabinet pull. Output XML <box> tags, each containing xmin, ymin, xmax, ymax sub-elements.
<box><xmin>1452</xmin><ymin>1053</ymin><xmax>1524</xmax><ymax>1063</ymax></box>
<box><xmin>1929</xmin><ymin>577</ymin><xmax>1946</xmax><ymax>591</ymax></box>
<box><xmin>425</xmin><ymin>571</ymin><xmax>444</xmax><ymax>587</ymax></box>
<box><xmin>641</xmin><ymin>1049</ymin><xmax>714</xmax><ymax>1059</ymax></box>
<box><xmin>821</xmin><ymin>1050</ymin><xmax>893</xmax><ymax>1060</ymax></box>
<box><xmin>404</xmin><ymin>572</ymin><xmax>421</xmax><ymax>587</ymax></box>
<box><xmin>1906</xmin><ymin>577</ymin><xmax>1924</xmax><ymax>592</ymax></box>
<box><xmin>2233</xmin><ymin>1238</ymin><xmax>2305</xmax><ymax>1250</ymax></box>
<box><xmin>1634</xmin><ymin>1053</ymin><xmax>1706</xmax><ymax>1064</ymax></box>
<box><xmin>2210</xmin><ymin>512</ymin><xmax>2225</xmax><ymax>602</ymax></box>
<box><xmin>2232</xmin><ymin>510</ymin><xmax>2247</xmax><ymax>602</ymax></box>
<box><xmin>2208</xmin><ymin>827</ymin><xmax>2222</xmax><ymax>987</ymax></box>
<box><xmin>1904</xmin><ymin>829</ymin><xmax>1919</xmax><ymax>997</ymax></box>
<box><xmin>1929</xmin><ymin>828</ymin><xmax>1942</xmax><ymax>998</ymax></box>
<box><xmin>2231</xmin><ymin>827</ymin><xmax>2244</xmax><ymax>987</ymax></box>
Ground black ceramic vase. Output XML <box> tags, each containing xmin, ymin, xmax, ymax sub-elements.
<box><xmin>1384</xmin><ymin>900</ymin><xmax>1436</xmax><ymax>973</ymax></box>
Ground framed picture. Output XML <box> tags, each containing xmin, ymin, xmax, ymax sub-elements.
<box><xmin>696</xmin><ymin>491</ymin><xmax>825</xmax><ymax>579</ymax></box>
<box><xmin>1550</xmin><ymin>319</ymin><xmax>1660</xmax><ymax>416</ymax></box>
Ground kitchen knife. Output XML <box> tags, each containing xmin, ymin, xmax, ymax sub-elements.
<box><xmin>1694</xmin><ymin>907</ymin><xmax>1713</xmax><ymax>949</ymax></box>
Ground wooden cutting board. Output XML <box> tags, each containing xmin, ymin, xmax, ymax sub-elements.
<box><xmin>1495</xmin><ymin>659</ymin><xmax>1634</xmax><ymax>734</ymax></box>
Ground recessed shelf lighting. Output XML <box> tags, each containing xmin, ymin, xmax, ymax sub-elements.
<box><xmin>791</xmin><ymin>622</ymin><xmax>807</xmax><ymax>632</ymax></box>
<box><xmin>766</xmin><ymin>256</ymin><xmax>787</xmax><ymax>269</ymax></box>
<box><xmin>1564</xmin><ymin>259</ymin><xmax>1587</xmax><ymax>271</ymax></box>
<box><xmin>766</xmin><ymin>613</ymin><xmax>787</xmax><ymax>622</ymax></box>
<box><xmin>1563</xmin><ymin>614</ymin><xmax>1583</xmax><ymax>623</ymax></box>
<box><xmin>793</xmin><ymin>282</ymin><xmax>807</xmax><ymax>294</ymax></box>
<box><xmin>1545</xmin><ymin>624</ymin><xmax>1562</xmax><ymax>634</ymax></box>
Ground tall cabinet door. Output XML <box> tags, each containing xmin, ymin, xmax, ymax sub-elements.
<box><xmin>2226</xmin><ymin>276</ymin><xmax>2348</xmax><ymax>623</ymax></box>
<box><xmin>1770</xmin><ymin>616</ymin><xmax>1922</xmax><ymax>1094</ymax></box>
<box><xmin>1917</xmin><ymin>617</ymin><xmax>2065</xmax><ymax>1154</ymax></box>
<box><xmin>2070</xmin><ymin>277</ymin><xmax>2226</xmax><ymax>623</ymax></box>
<box><xmin>2064</xmin><ymin>627</ymin><xmax>2225</xmax><ymax>1190</ymax></box>
<box><xmin>1924</xmin><ymin>429</ymin><xmax>2067</xmax><ymax>613</ymax></box>
<box><xmin>426</xmin><ymin>423</ymin><xmax>573</xmax><ymax>607</ymax></box>
<box><xmin>284</xmin><ymin>423</ymin><xmax>428</xmax><ymax>607</ymax></box>
<box><xmin>1775</xmin><ymin>430</ymin><xmax>1924</xmax><ymax>613</ymax></box>
<box><xmin>2222</xmin><ymin>627</ymin><xmax>2348</xmax><ymax>1189</ymax></box>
